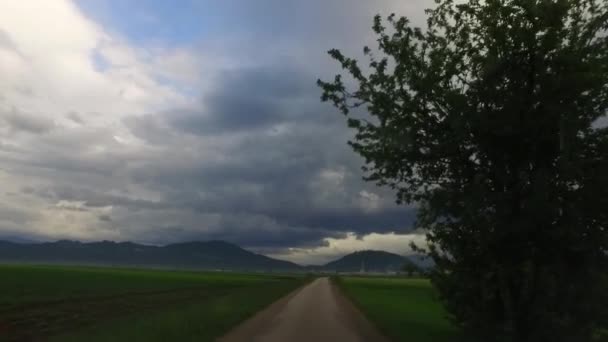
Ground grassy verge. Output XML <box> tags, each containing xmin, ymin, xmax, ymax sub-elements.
<box><xmin>51</xmin><ymin>278</ymin><xmax>302</xmax><ymax>342</ymax></box>
<box><xmin>336</xmin><ymin>276</ymin><xmax>462</xmax><ymax>342</ymax></box>
<box><xmin>0</xmin><ymin>264</ymin><xmax>306</xmax><ymax>341</ymax></box>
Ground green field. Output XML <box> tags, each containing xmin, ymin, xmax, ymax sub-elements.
<box><xmin>337</xmin><ymin>277</ymin><xmax>462</xmax><ymax>342</ymax></box>
<box><xmin>0</xmin><ymin>264</ymin><xmax>306</xmax><ymax>341</ymax></box>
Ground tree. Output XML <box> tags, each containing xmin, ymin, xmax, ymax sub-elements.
<box><xmin>318</xmin><ymin>0</ymin><xmax>608</xmax><ymax>341</ymax></box>
<box><xmin>402</xmin><ymin>262</ymin><xmax>419</xmax><ymax>277</ymax></box>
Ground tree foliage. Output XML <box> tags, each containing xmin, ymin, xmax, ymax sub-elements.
<box><xmin>318</xmin><ymin>0</ymin><xmax>608</xmax><ymax>340</ymax></box>
<box><xmin>402</xmin><ymin>262</ymin><xmax>419</xmax><ymax>277</ymax></box>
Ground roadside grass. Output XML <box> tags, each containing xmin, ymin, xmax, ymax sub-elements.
<box><xmin>337</xmin><ymin>276</ymin><xmax>462</xmax><ymax>342</ymax></box>
<box><xmin>0</xmin><ymin>264</ymin><xmax>272</xmax><ymax>307</ymax></box>
<box><xmin>0</xmin><ymin>264</ymin><xmax>306</xmax><ymax>341</ymax></box>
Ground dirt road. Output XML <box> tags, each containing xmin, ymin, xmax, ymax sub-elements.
<box><xmin>218</xmin><ymin>277</ymin><xmax>388</xmax><ymax>342</ymax></box>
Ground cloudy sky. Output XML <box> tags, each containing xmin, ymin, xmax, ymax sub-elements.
<box><xmin>0</xmin><ymin>0</ymin><xmax>430</xmax><ymax>264</ymax></box>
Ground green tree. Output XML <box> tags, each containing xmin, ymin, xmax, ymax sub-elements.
<box><xmin>318</xmin><ymin>0</ymin><xmax>608</xmax><ymax>341</ymax></box>
<box><xmin>402</xmin><ymin>262</ymin><xmax>419</xmax><ymax>277</ymax></box>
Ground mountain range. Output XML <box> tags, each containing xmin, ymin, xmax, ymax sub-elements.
<box><xmin>0</xmin><ymin>240</ymin><xmax>422</xmax><ymax>272</ymax></box>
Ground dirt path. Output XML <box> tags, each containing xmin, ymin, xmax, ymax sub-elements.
<box><xmin>218</xmin><ymin>277</ymin><xmax>388</xmax><ymax>342</ymax></box>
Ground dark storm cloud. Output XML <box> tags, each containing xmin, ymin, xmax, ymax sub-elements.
<box><xmin>270</xmin><ymin>208</ymin><xmax>417</xmax><ymax>234</ymax></box>
<box><xmin>168</xmin><ymin>66</ymin><xmax>314</xmax><ymax>135</ymax></box>
<box><xmin>170</xmin><ymin>97</ymin><xmax>280</xmax><ymax>135</ymax></box>
<box><xmin>143</xmin><ymin>221</ymin><xmax>343</xmax><ymax>251</ymax></box>
<box><xmin>118</xmin><ymin>61</ymin><xmax>417</xmax><ymax>249</ymax></box>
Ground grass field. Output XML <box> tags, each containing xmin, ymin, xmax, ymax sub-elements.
<box><xmin>0</xmin><ymin>264</ymin><xmax>306</xmax><ymax>341</ymax></box>
<box><xmin>337</xmin><ymin>277</ymin><xmax>462</xmax><ymax>342</ymax></box>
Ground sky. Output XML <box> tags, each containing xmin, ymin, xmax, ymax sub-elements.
<box><xmin>0</xmin><ymin>0</ymin><xmax>430</xmax><ymax>265</ymax></box>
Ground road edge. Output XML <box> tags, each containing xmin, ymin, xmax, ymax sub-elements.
<box><xmin>216</xmin><ymin>277</ymin><xmax>313</xmax><ymax>342</ymax></box>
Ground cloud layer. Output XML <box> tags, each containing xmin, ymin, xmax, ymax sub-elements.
<box><xmin>0</xmin><ymin>0</ymin><xmax>428</xmax><ymax>262</ymax></box>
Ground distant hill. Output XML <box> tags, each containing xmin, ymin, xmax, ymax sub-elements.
<box><xmin>0</xmin><ymin>240</ymin><xmax>300</xmax><ymax>271</ymax></box>
<box><xmin>0</xmin><ymin>240</ymin><xmax>428</xmax><ymax>273</ymax></box>
<box><xmin>319</xmin><ymin>250</ymin><xmax>420</xmax><ymax>273</ymax></box>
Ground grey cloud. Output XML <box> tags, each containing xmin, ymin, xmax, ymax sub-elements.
<box><xmin>1</xmin><ymin>0</ymin><xmax>427</xmax><ymax>256</ymax></box>
<box><xmin>119</xmin><ymin>62</ymin><xmax>415</xmax><ymax>249</ymax></box>
<box><xmin>0</xmin><ymin>30</ymin><xmax>14</xmax><ymax>48</ymax></box>
<box><xmin>0</xmin><ymin>29</ymin><xmax>20</xmax><ymax>53</ymax></box>
<box><xmin>192</xmin><ymin>1</ymin><xmax>428</xmax><ymax>48</ymax></box>
<box><xmin>98</xmin><ymin>214</ymin><xmax>112</xmax><ymax>222</ymax></box>
<box><xmin>270</xmin><ymin>207</ymin><xmax>416</xmax><ymax>234</ymax></box>
<box><xmin>2</xmin><ymin>62</ymin><xmax>414</xmax><ymax>252</ymax></box>
<box><xmin>27</xmin><ymin>185</ymin><xmax>164</xmax><ymax>212</ymax></box>
<box><xmin>169</xmin><ymin>97</ymin><xmax>280</xmax><ymax>135</ymax></box>
<box><xmin>66</xmin><ymin>112</ymin><xmax>85</xmax><ymax>124</ymax></box>
<box><xmin>2</xmin><ymin>108</ymin><xmax>55</xmax><ymax>134</ymax></box>
<box><xmin>22</xmin><ymin>60</ymin><xmax>413</xmax><ymax>249</ymax></box>
<box><xmin>124</xmin><ymin>114</ymin><xmax>175</xmax><ymax>145</ymax></box>
<box><xmin>168</xmin><ymin>66</ymin><xmax>314</xmax><ymax>135</ymax></box>
<box><xmin>145</xmin><ymin>219</ymin><xmax>342</xmax><ymax>250</ymax></box>
<box><xmin>0</xmin><ymin>205</ymin><xmax>38</xmax><ymax>225</ymax></box>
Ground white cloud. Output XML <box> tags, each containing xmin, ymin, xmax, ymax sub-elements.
<box><xmin>0</xmin><ymin>0</ymin><xmax>200</xmax><ymax>241</ymax></box>
<box><xmin>0</xmin><ymin>0</ymin><xmax>190</xmax><ymax>128</ymax></box>
<box><xmin>55</xmin><ymin>200</ymin><xmax>88</xmax><ymax>211</ymax></box>
<box><xmin>269</xmin><ymin>232</ymin><xmax>427</xmax><ymax>265</ymax></box>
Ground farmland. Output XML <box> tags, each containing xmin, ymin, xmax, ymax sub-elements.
<box><xmin>0</xmin><ymin>264</ymin><xmax>306</xmax><ymax>341</ymax></box>
<box><xmin>337</xmin><ymin>277</ymin><xmax>462</xmax><ymax>342</ymax></box>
